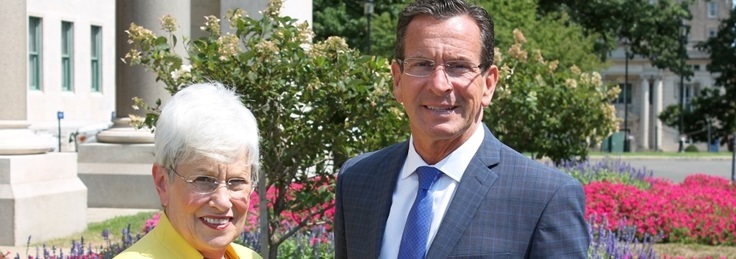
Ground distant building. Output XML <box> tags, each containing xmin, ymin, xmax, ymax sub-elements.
<box><xmin>1</xmin><ymin>0</ymin><xmax>312</xmax><ymax>151</ymax></box>
<box><xmin>600</xmin><ymin>0</ymin><xmax>732</xmax><ymax>151</ymax></box>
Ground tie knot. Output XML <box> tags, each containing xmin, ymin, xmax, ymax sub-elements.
<box><xmin>415</xmin><ymin>166</ymin><xmax>442</xmax><ymax>190</ymax></box>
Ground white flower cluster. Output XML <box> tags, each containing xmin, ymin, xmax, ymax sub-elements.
<box><xmin>171</xmin><ymin>65</ymin><xmax>192</xmax><ymax>82</ymax></box>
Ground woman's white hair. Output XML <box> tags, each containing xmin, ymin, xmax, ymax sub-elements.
<box><xmin>154</xmin><ymin>82</ymin><xmax>259</xmax><ymax>184</ymax></box>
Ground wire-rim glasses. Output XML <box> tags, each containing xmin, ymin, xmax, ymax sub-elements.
<box><xmin>397</xmin><ymin>57</ymin><xmax>485</xmax><ymax>80</ymax></box>
<box><xmin>169</xmin><ymin>167</ymin><xmax>252</xmax><ymax>194</ymax></box>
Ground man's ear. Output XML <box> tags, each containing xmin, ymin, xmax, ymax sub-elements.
<box><xmin>481</xmin><ymin>65</ymin><xmax>499</xmax><ymax>107</ymax></box>
<box><xmin>391</xmin><ymin>61</ymin><xmax>403</xmax><ymax>103</ymax></box>
<box><xmin>152</xmin><ymin>164</ymin><xmax>170</xmax><ymax>208</ymax></box>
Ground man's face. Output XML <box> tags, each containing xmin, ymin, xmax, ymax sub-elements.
<box><xmin>391</xmin><ymin>15</ymin><xmax>498</xmax><ymax>148</ymax></box>
<box><xmin>153</xmin><ymin>154</ymin><xmax>252</xmax><ymax>258</ymax></box>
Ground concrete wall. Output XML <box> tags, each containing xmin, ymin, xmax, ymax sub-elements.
<box><xmin>0</xmin><ymin>153</ymin><xmax>86</xmax><ymax>246</ymax></box>
<box><xmin>77</xmin><ymin>143</ymin><xmax>159</xmax><ymax>209</ymax></box>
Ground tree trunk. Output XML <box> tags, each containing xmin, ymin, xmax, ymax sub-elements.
<box><xmin>258</xmin><ymin>169</ymin><xmax>269</xmax><ymax>258</ymax></box>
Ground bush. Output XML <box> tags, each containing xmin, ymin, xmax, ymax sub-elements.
<box><xmin>685</xmin><ymin>144</ymin><xmax>699</xmax><ymax>152</ymax></box>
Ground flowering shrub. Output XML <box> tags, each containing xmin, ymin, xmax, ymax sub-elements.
<box><xmin>587</xmin><ymin>214</ymin><xmax>659</xmax><ymax>259</ymax></box>
<box><xmin>244</xmin><ymin>176</ymin><xmax>335</xmax><ymax>234</ymax></box>
<box><xmin>559</xmin><ymin>158</ymin><xmax>653</xmax><ymax>189</ymax></box>
<box><xmin>488</xmin><ymin>29</ymin><xmax>619</xmax><ymax>164</ymax></box>
<box><xmin>585</xmin><ymin>174</ymin><xmax>736</xmax><ymax>245</ymax></box>
<box><xmin>141</xmin><ymin>213</ymin><xmax>160</xmax><ymax>234</ymax></box>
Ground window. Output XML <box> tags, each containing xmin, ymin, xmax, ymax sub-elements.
<box><xmin>685</xmin><ymin>84</ymin><xmax>698</xmax><ymax>111</ymax></box>
<box><xmin>91</xmin><ymin>26</ymin><xmax>101</xmax><ymax>92</ymax></box>
<box><xmin>614</xmin><ymin>83</ymin><xmax>632</xmax><ymax>104</ymax></box>
<box><xmin>707</xmin><ymin>1</ymin><xmax>717</xmax><ymax>18</ymax></box>
<box><xmin>61</xmin><ymin>21</ymin><xmax>73</xmax><ymax>91</ymax></box>
<box><xmin>28</xmin><ymin>17</ymin><xmax>42</xmax><ymax>90</ymax></box>
<box><xmin>708</xmin><ymin>28</ymin><xmax>717</xmax><ymax>38</ymax></box>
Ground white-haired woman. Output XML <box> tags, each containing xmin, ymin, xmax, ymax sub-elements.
<box><xmin>116</xmin><ymin>82</ymin><xmax>261</xmax><ymax>259</ymax></box>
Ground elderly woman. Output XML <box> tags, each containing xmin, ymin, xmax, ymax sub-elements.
<box><xmin>116</xmin><ymin>83</ymin><xmax>261</xmax><ymax>259</ymax></box>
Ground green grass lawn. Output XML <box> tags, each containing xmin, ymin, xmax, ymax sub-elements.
<box><xmin>31</xmin><ymin>211</ymin><xmax>157</xmax><ymax>250</ymax></box>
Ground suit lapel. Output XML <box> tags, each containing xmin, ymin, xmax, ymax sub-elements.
<box><xmin>426</xmin><ymin>125</ymin><xmax>501</xmax><ymax>259</ymax></box>
<box><xmin>366</xmin><ymin>141</ymin><xmax>409</xmax><ymax>257</ymax></box>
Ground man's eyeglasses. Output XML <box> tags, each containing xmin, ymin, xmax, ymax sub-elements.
<box><xmin>397</xmin><ymin>58</ymin><xmax>485</xmax><ymax>79</ymax></box>
<box><xmin>170</xmin><ymin>168</ymin><xmax>251</xmax><ymax>194</ymax></box>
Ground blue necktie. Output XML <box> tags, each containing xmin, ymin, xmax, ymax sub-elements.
<box><xmin>398</xmin><ymin>166</ymin><xmax>443</xmax><ymax>259</ymax></box>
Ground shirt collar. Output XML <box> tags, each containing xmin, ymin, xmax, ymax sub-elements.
<box><xmin>403</xmin><ymin>124</ymin><xmax>485</xmax><ymax>182</ymax></box>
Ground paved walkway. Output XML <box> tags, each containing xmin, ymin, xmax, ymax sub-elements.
<box><xmin>589</xmin><ymin>155</ymin><xmax>734</xmax><ymax>183</ymax></box>
<box><xmin>1</xmin><ymin>208</ymin><xmax>158</xmax><ymax>258</ymax></box>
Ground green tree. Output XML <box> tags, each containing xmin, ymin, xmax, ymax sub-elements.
<box><xmin>699</xmin><ymin>6</ymin><xmax>736</xmax><ymax>151</ymax></box>
<box><xmin>487</xmin><ymin>29</ymin><xmax>619</xmax><ymax>164</ymax></box>
<box><xmin>537</xmin><ymin>0</ymin><xmax>693</xmax><ymax>75</ymax></box>
<box><xmin>123</xmin><ymin>2</ymin><xmax>407</xmax><ymax>258</ymax></box>
<box><xmin>659</xmin><ymin>88</ymin><xmax>732</xmax><ymax>150</ymax></box>
<box><xmin>480</xmin><ymin>0</ymin><xmax>605</xmax><ymax>72</ymax></box>
<box><xmin>661</xmin><ymin>7</ymin><xmax>736</xmax><ymax>151</ymax></box>
<box><xmin>313</xmin><ymin>0</ymin><xmax>407</xmax><ymax>57</ymax></box>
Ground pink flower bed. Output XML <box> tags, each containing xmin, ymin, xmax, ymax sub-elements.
<box><xmin>244</xmin><ymin>176</ymin><xmax>335</xmax><ymax>232</ymax></box>
<box><xmin>586</xmin><ymin>174</ymin><xmax>736</xmax><ymax>245</ymax></box>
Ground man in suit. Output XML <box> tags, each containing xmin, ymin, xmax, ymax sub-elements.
<box><xmin>334</xmin><ymin>0</ymin><xmax>590</xmax><ymax>258</ymax></box>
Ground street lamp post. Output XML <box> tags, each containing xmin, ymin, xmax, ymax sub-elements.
<box><xmin>678</xmin><ymin>23</ymin><xmax>688</xmax><ymax>152</ymax></box>
<box><xmin>364</xmin><ymin>0</ymin><xmax>375</xmax><ymax>54</ymax></box>
<box><xmin>623</xmin><ymin>39</ymin><xmax>630</xmax><ymax>152</ymax></box>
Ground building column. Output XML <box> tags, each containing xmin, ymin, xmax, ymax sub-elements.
<box><xmin>639</xmin><ymin>78</ymin><xmax>650</xmax><ymax>150</ymax></box>
<box><xmin>653</xmin><ymin>78</ymin><xmax>664</xmax><ymax>151</ymax></box>
<box><xmin>0</xmin><ymin>0</ymin><xmax>27</xmax><ymax>122</ymax></box>
<box><xmin>115</xmin><ymin>0</ymin><xmax>191</xmax><ymax>120</ymax></box>
<box><xmin>0</xmin><ymin>0</ymin><xmax>53</xmax><ymax>155</ymax></box>
<box><xmin>105</xmin><ymin>0</ymin><xmax>192</xmax><ymax>143</ymax></box>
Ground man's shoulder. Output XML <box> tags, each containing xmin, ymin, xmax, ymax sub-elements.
<box><xmin>494</xmin><ymin>143</ymin><xmax>577</xmax><ymax>183</ymax></box>
<box><xmin>340</xmin><ymin>141</ymin><xmax>408</xmax><ymax>173</ymax></box>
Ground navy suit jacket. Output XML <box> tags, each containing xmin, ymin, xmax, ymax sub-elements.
<box><xmin>334</xmin><ymin>125</ymin><xmax>590</xmax><ymax>258</ymax></box>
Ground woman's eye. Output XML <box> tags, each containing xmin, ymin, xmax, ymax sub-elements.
<box><xmin>228</xmin><ymin>178</ymin><xmax>247</xmax><ymax>186</ymax></box>
<box><xmin>193</xmin><ymin>176</ymin><xmax>217</xmax><ymax>184</ymax></box>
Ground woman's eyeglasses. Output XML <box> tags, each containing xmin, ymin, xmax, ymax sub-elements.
<box><xmin>170</xmin><ymin>168</ymin><xmax>251</xmax><ymax>194</ymax></box>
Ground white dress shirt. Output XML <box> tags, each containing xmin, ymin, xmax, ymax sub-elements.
<box><xmin>379</xmin><ymin>125</ymin><xmax>485</xmax><ymax>259</ymax></box>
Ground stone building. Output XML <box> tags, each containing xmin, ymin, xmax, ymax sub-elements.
<box><xmin>601</xmin><ymin>0</ymin><xmax>733</xmax><ymax>152</ymax></box>
<box><xmin>1</xmin><ymin>0</ymin><xmax>312</xmax><ymax>152</ymax></box>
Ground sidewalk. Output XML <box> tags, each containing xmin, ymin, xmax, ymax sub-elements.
<box><xmin>1</xmin><ymin>208</ymin><xmax>158</xmax><ymax>258</ymax></box>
